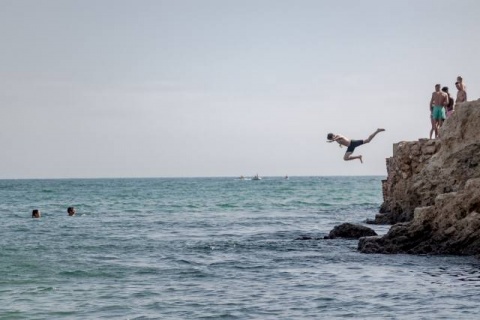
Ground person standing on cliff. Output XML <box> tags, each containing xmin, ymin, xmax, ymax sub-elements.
<box><xmin>429</xmin><ymin>110</ymin><xmax>436</xmax><ymax>140</ymax></box>
<box><xmin>326</xmin><ymin>129</ymin><xmax>385</xmax><ymax>163</ymax></box>
<box><xmin>442</xmin><ymin>86</ymin><xmax>455</xmax><ymax>118</ymax></box>
<box><xmin>429</xmin><ymin>84</ymin><xmax>449</xmax><ymax>138</ymax></box>
<box><xmin>455</xmin><ymin>76</ymin><xmax>467</xmax><ymax>105</ymax></box>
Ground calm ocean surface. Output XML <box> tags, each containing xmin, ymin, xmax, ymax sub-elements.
<box><xmin>1</xmin><ymin>176</ymin><xmax>479</xmax><ymax>319</ymax></box>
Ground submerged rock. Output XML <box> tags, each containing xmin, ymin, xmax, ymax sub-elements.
<box><xmin>361</xmin><ymin>100</ymin><xmax>480</xmax><ymax>255</ymax></box>
<box><xmin>295</xmin><ymin>235</ymin><xmax>322</xmax><ymax>240</ymax></box>
<box><xmin>325</xmin><ymin>223</ymin><xmax>377</xmax><ymax>239</ymax></box>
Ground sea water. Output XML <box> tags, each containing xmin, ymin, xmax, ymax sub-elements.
<box><xmin>1</xmin><ymin>177</ymin><xmax>479</xmax><ymax>319</ymax></box>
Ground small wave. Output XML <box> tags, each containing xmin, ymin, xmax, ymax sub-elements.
<box><xmin>34</xmin><ymin>286</ymin><xmax>57</xmax><ymax>292</ymax></box>
<box><xmin>92</xmin><ymin>255</ymin><xmax>118</xmax><ymax>261</ymax></box>
<box><xmin>216</xmin><ymin>203</ymin><xmax>238</xmax><ymax>208</ymax></box>
<box><xmin>123</xmin><ymin>209</ymin><xmax>142</xmax><ymax>213</ymax></box>
<box><xmin>422</xmin><ymin>265</ymin><xmax>480</xmax><ymax>287</ymax></box>
<box><xmin>134</xmin><ymin>267</ymin><xmax>161</xmax><ymax>275</ymax></box>
<box><xmin>58</xmin><ymin>270</ymin><xmax>122</xmax><ymax>279</ymax></box>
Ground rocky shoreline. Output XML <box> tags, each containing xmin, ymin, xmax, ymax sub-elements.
<box><xmin>359</xmin><ymin>99</ymin><xmax>480</xmax><ymax>255</ymax></box>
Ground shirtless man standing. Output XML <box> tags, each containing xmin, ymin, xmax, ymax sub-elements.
<box><xmin>455</xmin><ymin>77</ymin><xmax>467</xmax><ymax>105</ymax></box>
<box><xmin>456</xmin><ymin>76</ymin><xmax>466</xmax><ymax>91</ymax></box>
<box><xmin>429</xmin><ymin>84</ymin><xmax>449</xmax><ymax>138</ymax></box>
<box><xmin>326</xmin><ymin>128</ymin><xmax>385</xmax><ymax>163</ymax></box>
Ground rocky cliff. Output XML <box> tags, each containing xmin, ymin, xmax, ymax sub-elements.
<box><xmin>360</xmin><ymin>99</ymin><xmax>480</xmax><ymax>254</ymax></box>
<box><xmin>370</xmin><ymin>138</ymin><xmax>441</xmax><ymax>224</ymax></box>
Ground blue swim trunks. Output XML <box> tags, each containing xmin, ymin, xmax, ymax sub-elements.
<box><xmin>432</xmin><ymin>105</ymin><xmax>446</xmax><ymax>120</ymax></box>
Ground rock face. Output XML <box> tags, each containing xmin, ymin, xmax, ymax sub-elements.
<box><xmin>371</xmin><ymin>139</ymin><xmax>441</xmax><ymax>224</ymax></box>
<box><xmin>325</xmin><ymin>223</ymin><xmax>377</xmax><ymax>239</ymax></box>
<box><xmin>360</xmin><ymin>100</ymin><xmax>480</xmax><ymax>254</ymax></box>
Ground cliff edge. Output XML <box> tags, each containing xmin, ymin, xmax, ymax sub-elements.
<box><xmin>360</xmin><ymin>99</ymin><xmax>480</xmax><ymax>254</ymax></box>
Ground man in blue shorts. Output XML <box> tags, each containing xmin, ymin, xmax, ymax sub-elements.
<box><xmin>429</xmin><ymin>84</ymin><xmax>449</xmax><ymax>138</ymax></box>
<box><xmin>326</xmin><ymin>129</ymin><xmax>385</xmax><ymax>163</ymax></box>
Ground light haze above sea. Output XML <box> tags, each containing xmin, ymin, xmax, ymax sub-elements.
<box><xmin>1</xmin><ymin>1</ymin><xmax>480</xmax><ymax>179</ymax></box>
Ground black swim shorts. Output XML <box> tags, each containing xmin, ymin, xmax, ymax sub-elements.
<box><xmin>346</xmin><ymin>140</ymin><xmax>364</xmax><ymax>153</ymax></box>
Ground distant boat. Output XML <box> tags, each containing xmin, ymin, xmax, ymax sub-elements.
<box><xmin>252</xmin><ymin>174</ymin><xmax>261</xmax><ymax>180</ymax></box>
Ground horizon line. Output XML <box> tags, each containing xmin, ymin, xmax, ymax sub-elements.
<box><xmin>0</xmin><ymin>174</ymin><xmax>386</xmax><ymax>181</ymax></box>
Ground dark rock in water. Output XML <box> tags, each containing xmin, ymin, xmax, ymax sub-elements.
<box><xmin>325</xmin><ymin>223</ymin><xmax>377</xmax><ymax>239</ymax></box>
<box><xmin>295</xmin><ymin>235</ymin><xmax>313</xmax><ymax>240</ymax></box>
<box><xmin>295</xmin><ymin>235</ymin><xmax>322</xmax><ymax>240</ymax></box>
<box><xmin>358</xmin><ymin>221</ymin><xmax>435</xmax><ymax>254</ymax></box>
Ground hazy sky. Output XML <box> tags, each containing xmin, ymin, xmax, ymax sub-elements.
<box><xmin>1</xmin><ymin>0</ymin><xmax>479</xmax><ymax>178</ymax></box>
